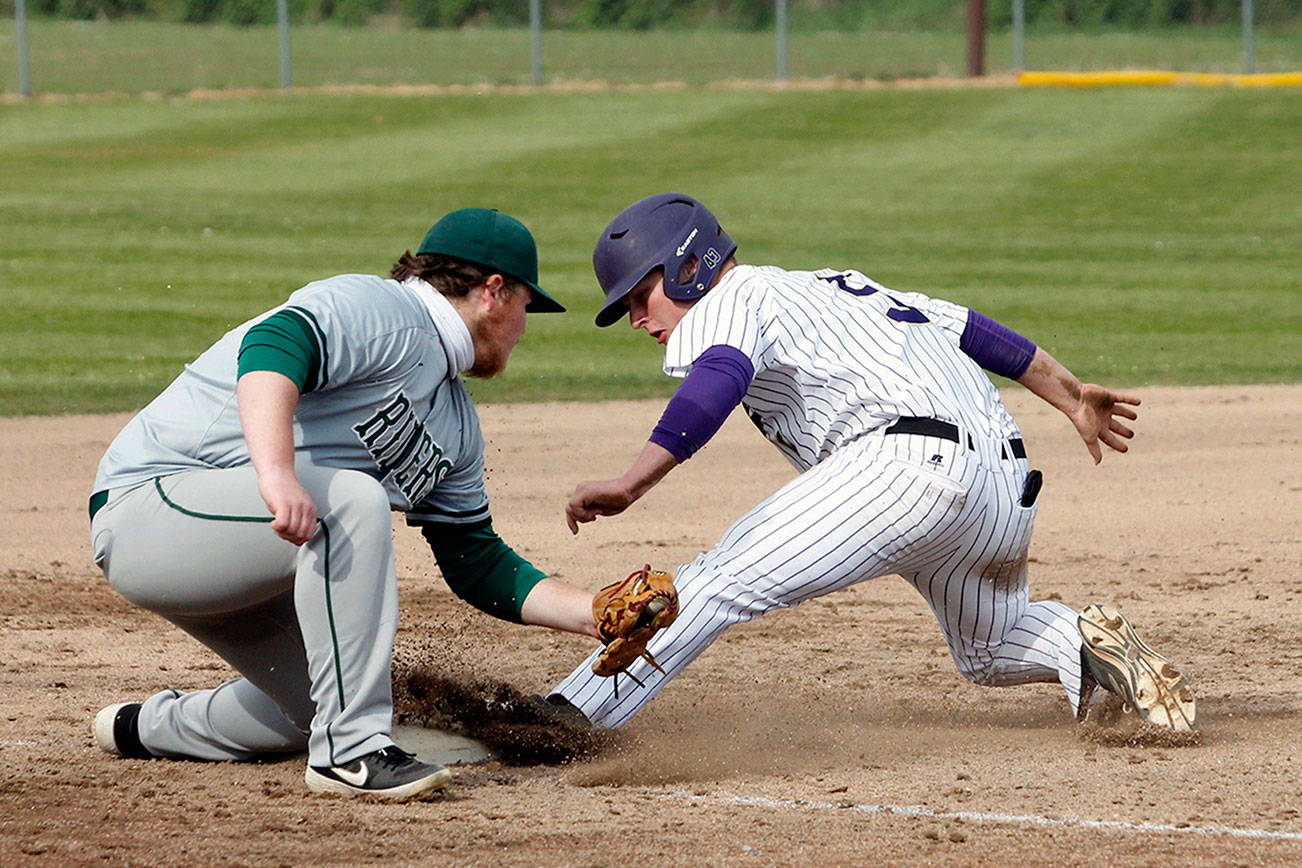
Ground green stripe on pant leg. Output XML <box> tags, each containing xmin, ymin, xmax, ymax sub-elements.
<box><xmin>153</xmin><ymin>476</ymin><xmax>349</xmax><ymax>763</ymax></box>
<box><xmin>318</xmin><ymin>520</ymin><xmax>349</xmax><ymax>765</ymax></box>
<box><xmin>153</xmin><ymin>476</ymin><xmax>276</xmax><ymax>524</ymax></box>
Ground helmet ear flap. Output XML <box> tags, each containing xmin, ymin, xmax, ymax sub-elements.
<box><xmin>677</xmin><ymin>255</ymin><xmax>700</xmax><ymax>287</ymax></box>
<box><xmin>660</xmin><ymin>208</ymin><xmax>736</xmax><ymax>304</ymax></box>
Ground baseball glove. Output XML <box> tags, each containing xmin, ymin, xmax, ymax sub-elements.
<box><xmin>592</xmin><ymin>565</ymin><xmax>679</xmax><ymax>693</ymax></box>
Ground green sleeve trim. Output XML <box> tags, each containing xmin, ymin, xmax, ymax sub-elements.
<box><xmin>420</xmin><ymin>519</ymin><xmax>546</xmax><ymax>624</ymax></box>
<box><xmin>238</xmin><ymin>309</ymin><xmax>324</xmax><ymax>393</ymax></box>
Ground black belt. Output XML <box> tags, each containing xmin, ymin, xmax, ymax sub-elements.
<box><xmin>884</xmin><ymin>417</ymin><xmax>1026</xmax><ymax>460</ymax></box>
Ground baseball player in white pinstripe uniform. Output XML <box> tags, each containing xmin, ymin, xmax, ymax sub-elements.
<box><xmin>549</xmin><ymin>192</ymin><xmax>1196</xmax><ymax>734</ymax></box>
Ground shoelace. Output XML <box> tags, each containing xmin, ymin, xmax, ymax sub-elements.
<box><xmin>368</xmin><ymin>746</ymin><xmax>419</xmax><ymax>770</ymax></box>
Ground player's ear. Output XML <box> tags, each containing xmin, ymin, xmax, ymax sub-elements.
<box><xmin>477</xmin><ymin>273</ymin><xmax>506</xmax><ymax>310</ymax></box>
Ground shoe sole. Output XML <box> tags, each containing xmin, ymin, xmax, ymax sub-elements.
<box><xmin>304</xmin><ymin>765</ymin><xmax>453</xmax><ymax>802</ymax></box>
<box><xmin>1078</xmin><ymin>604</ymin><xmax>1197</xmax><ymax>733</ymax></box>
<box><xmin>92</xmin><ymin>702</ymin><xmax>133</xmax><ymax>756</ymax></box>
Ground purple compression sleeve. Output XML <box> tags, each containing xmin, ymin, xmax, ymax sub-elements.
<box><xmin>960</xmin><ymin>309</ymin><xmax>1037</xmax><ymax>380</ymax></box>
<box><xmin>649</xmin><ymin>345</ymin><xmax>755</xmax><ymax>462</ymax></box>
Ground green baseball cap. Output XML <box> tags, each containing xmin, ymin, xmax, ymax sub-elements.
<box><xmin>417</xmin><ymin>208</ymin><xmax>565</xmax><ymax>313</ymax></box>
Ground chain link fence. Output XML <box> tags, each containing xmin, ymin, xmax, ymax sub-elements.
<box><xmin>4</xmin><ymin>0</ymin><xmax>1298</xmax><ymax>96</ymax></box>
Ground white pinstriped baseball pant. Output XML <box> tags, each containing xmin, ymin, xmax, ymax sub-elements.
<box><xmin>552</xmin><ymin>428</ymin><xmax>1084</xmax><ymax>728</ymax></box>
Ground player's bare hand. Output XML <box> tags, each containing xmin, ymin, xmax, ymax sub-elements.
<box><xmin>566</xmin><ymin>479</ymin><xmax>636</xmax><ymax>534</ymax></box>
<box><xmin>257</xmin><ymin>470</ymin><xmax>319</xmax><ymax>545</ymax></box>
<box><xmin>1070</xmin><ymin>384</ymin><xmax>1140</xmax><ymax>464</ymax></box>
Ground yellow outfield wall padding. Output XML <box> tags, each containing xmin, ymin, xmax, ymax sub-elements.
<box><xmin>1018</xmin><ymin>70</ymin><xmax>1302</xmax><ymax>88</ymax></box>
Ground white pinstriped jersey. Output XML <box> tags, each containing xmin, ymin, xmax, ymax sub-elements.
<box><xmin>663</xmin><ymin>265</ymin><xmax>1022</xmax><ymax>470</ymax></box>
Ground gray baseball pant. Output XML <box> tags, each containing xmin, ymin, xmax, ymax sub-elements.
<box><xmin>90</xmin><ymin>460</ymin><xmax>399</xmax><ymax>768</ymax></box>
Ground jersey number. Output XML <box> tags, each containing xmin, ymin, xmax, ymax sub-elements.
<box><xmin>820</xmin><ymin>273</ymin><xmax>929</xmax><ymax>324</ymax></box>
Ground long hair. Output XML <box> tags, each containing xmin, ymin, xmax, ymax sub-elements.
<box><xmin>389</xmin><ymin>252</ymin><xmax>524</xmax><ymax>298</ymax></box>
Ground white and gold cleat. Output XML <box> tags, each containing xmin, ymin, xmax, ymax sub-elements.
<box><xmin>1078</xmin><ymin>604</ymin><xmax>1197</xmax><ymax>733</ymax></box>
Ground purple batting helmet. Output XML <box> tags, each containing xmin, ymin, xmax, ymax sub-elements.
<box><xmin>592</xmin><ymin>192</ymin><xmax>738</xmax><ymax>327</ymax></box>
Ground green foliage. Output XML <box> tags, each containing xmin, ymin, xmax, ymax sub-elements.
<box><xmin>30</xmin><ymin>0</ymin><xmax>157</xmax><ymax>20</ymax></box>
<box><xmin>1</xmin><ymin>87</ymin><xmax>1297</xmax><ymax>415</ymax></box>
<box><xmin>174</xmin><ymin>0</ymin><xmax>221</xmax><ymax>22</ymax></box>
<box><xmin>395</xmin><ymin>0</ymin><xmax>528</xmax><ymax>27</ymax></box>
<box><xmin>221</xmin><ymin>0</ymin><xmax>272</xmax><ymax>23</ymax></box>
<box><xmin>324</xmin><ymin>0</ymin><xmax>385</xmax><ymax>25</ymax></box>
<box><xmin>986</xmin><ymin>0</ymin><xmax>1301</xmax><ymax>26</ymax></box>
<box><xmin>15</xmin><ymin>0</ymin><xmax>1298</xmax><ymax>27</ymax></box>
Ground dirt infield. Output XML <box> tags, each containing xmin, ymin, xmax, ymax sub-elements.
<box><xmin>1</xmin><ymin>385</ymin><xmax>1300</xmax><ymax>866</ymax></box>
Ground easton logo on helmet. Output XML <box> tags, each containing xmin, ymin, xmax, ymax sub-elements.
<box><xmin>676</xmin><ymin>229</ymin><xmax>698</xmax><ymax>257</ymax></box>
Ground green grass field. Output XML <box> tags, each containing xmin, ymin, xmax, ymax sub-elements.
<box><xmin>1</xmin><ymin>21</ymin><xmax>1299</xmax><ymax>95</ymax></box>
<box><xmin>1</xmin><ymin>85</ymin><xmax>1299</xmax><ymax>415</ymax></box>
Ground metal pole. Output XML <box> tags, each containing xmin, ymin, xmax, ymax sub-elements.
<box><xmin>966</xmin><ymin>0</ymin><xmax>986</xmax><ymax>77</ymax></box>
<box><xmin>15</xmin><ymin>0</ymin><xmax>30</xmax><ymax>97</ymax></box>
<box><xmin>530</xmin><ymin>0</ymin><xmax>542</xmax><ymax>86</ymax></box>
<box><xmin>775</xmin><ymin>0</ymin><xmax>788</xmax><ymax>80</ymax></box>
<box><xmin>1012</xmin><ymin>0</ymin><xmax>1025</xmax><ymax>72</ymax></box>
<box><xmin>1242</xmin><ymin>0</ymin><xmax>1255</xmax><ymax>74</ymax></box>
<box><xmin>277</xmin><ymin>0</ymin><xmax>291</xmax><ymax>89</ymax></box>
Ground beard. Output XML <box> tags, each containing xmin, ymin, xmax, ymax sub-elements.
<box><xmin>466</xmin><ymin>323</ymin><xmax>512</xmax><ymax>379</ymax></box>
<box><xmin>466</xmin><ymin>352</ymin><xmax>507</xmax><ymax>379</ymax></box>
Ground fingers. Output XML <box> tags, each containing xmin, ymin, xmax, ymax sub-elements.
<box><xmin>567</xmin><ymin>479</ymin><xmax>620</xmax><ymax>534</ymax></box>
<box><xmin>1109</xmin><ymin>419</ymin><xmax>1135</xmax><ymax>439</ymax></box>
<box><xmin>1088</xmin><ymin>440</ymin><xmax>1102</xmax><ymax>464</ymax></box>
<box><xmin>1100</xmin><ymin>431</ymin><xmax>1130</xmax><ymax>454</ymax></box>
<box><xmin>267</xmin><ymin>493</ymin><xmax>317</xmax><ymax>545</ymax></box>
<box><xmin>566</xmin><ymin>498</ymin><xmax>597</xmax><ymax>535</ymax></box>
<box><xmin>271</xmin><ymin>502</ymin><xmax>317</xmax><ymax>546</ymax></box>
<box><xmin>565</xmin><ymin>509</ymin><xmax>582</xmax><ymax>535</ymax></box>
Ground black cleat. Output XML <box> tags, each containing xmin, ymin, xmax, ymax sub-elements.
<box><xmin>304</xmin><ymin>745</ymin><xmax>451</xmax><ymax>801</ymax></box>
<box><xmin>535</xmin><ymin>693</ymin><xmax>592</xmax><ymax>729</ymax></box>
<box><xmin>92</xmin><ymin>702</ymin><xmax>154</xmax><ymax>759</ymax></box>
<box><xmin>1076</xmin><ymin>647</ymin><xmax>1101</xmax><ymax>722</ymax></box>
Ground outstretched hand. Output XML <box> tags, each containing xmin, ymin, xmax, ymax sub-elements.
<box><xmin>566</xmin><ymin>479</ymin><xmax>637</xmax><ymax>534</ymax></box>
<box><xmin>1069</xmin><ymin>384</ymin><xmax>1140</xmax><ymax>464</ymax></box>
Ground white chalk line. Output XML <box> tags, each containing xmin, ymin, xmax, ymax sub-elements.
<box><xmin>662</xmin><ymin>791</ymin><xmax>1302</xmax><ymax>842</ymax></box>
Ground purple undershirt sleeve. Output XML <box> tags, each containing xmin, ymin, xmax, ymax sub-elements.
<box><xmin>960</xmin><ymin>309</ymin><xmax>1037</xmax><ymax>380</ymax></box>
<box><xmin>649</xmin><ymin>345</ymin><xmax>756</xmax><ymax>462</ymax></box>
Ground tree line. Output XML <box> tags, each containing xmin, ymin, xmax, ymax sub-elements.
<box><xmin>11</xmin><ymin>0</ymin><xmax>1298</xmax><ymax>29</ymax></box>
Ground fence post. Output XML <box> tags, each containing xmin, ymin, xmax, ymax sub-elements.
<box><xmin>775</xmin><ymin>0</ymin><xmax>788</xmax><ymax>80</ymax></box>
<box><xmin>1242</xmin><ymin>0</ymin><xmax>1255</xmax><ymax>74</ymax></box>
<box><xmin>530</xmin><ymin>0</ymin><xmax>542</xmax><ymax>86</ymax></box>
<box><xmin>966</xmin><ymin>0</ymin><xmax>986</xmax><ymax>77</ymax></box>
<box><xmin>1012</xmin><ymin>0</ymin><xmax>1025</xmax><ymax>72</ymax></box>
<box><xmin>15</xmin><ymin>0</ymin><xmax>30</xmax><ymax>96</ymax></box>
<box><xmin>277</xmin><ymin>0</ymin><xmax>291</xmax><ymax>88</ymax></box>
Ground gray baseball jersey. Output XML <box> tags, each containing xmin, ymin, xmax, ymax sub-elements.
<box><xmin>95</xmin><ymin>274</ymin><xmax>489</xmax><ymax>526</ymax></box>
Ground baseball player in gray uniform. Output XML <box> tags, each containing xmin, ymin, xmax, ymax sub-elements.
<box><xmin>549</xmin><ymin>192</ymin><xmax>1197</xmax><ymax>734</ymax></box>
<box><xmin>89</xmin><ymin>208</ymin><xmax>601</xmax><ymax>801</ymax></box>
